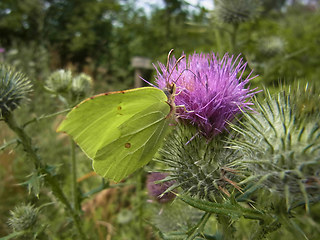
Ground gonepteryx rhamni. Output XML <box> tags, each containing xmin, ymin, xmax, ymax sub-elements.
<box><xmin>57</xmin><ymin>84</ymin><xmax>176</xmax><ymax>182</ymax></box>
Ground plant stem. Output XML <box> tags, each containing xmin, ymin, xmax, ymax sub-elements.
<box><xmin>4</xmin><ymin>113</ymin><xmax>41</xmax><ymax>169</ymax></box>
<box><xmin>137</xmin><ymin>172</ymin><xmax>144</xmax><ymax>240</ymax></box>
<box><xmin>178</xmin><ymin>193</ymin><xmax>270</xmax><ymax>221</ymax></box>
<box><xmin>230</xmin><ymin>23</ymin><xmax>239</xmax><ymax>53</ymax></box>
<box><xmin>0</xmin><ymin>139</ymin><xmax>18</xmax><ymax>151</ymax></box>
<box><xmin>23</xmin><ymin>109</ymin><xmax>71</xmax><ymax>128</ymax></box>
<box><xmin>214</xmin><ymin>28</ymin><xmax>223</xmax><ymax>54</ymax></box>
<box><xmin>71</xmin><ymin>140</ymin><xmax>80</xmax><ymax>212</ymax></box>
<box><xmin>4</xmin><ymin>112</ymin><xmax>87</xmax><ymax>240</ymax></box>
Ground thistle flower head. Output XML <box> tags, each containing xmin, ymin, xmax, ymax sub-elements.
<box><xmin>156</xmin><ymin>124</ymin><xmax>241</xmax><ymax>201</ymax></box>
<box><xmin>0</xmin><ymin>65</ymin><xmax>32</xmax><ymax>117</ymax></box>
<box><xmin>215</xmin><ymin>0</ymin><xmax>261</xmax><ymax>24</ymax></box>
<box><xmin>259</xmin><ymin>36</ymin><xmax>285</xmax><ymax>57</ymax></box>
<box><xmin>8</xmin><ymin>203</ymin><xmax>38</xmax><ymax>232</ymax></box>
<box><xmin>155</xmin><ymin>52</ymin><xmax>258</xmax><ymax>139</ymax></box>
<box><xmin>45</xmin><ymin>69</ymin><xmax>72</xmax><ymax>94</ymax></box>
<box><xmin>71</xmin><ymin>73</ymin><xmax>92</xmax><ymax>98</ymax></box>
<box><xmin>146</xmin><ymin>172</ymin><xmax>176</xmax><ymax>203</ymax></box>
<box><xmin>229</xmin><ymin>91</ymin><xmax>320</xmax><ymax>208</ymax></box>
<box><xmin>46</xmin><ymin>70</ymin><xmax>93</xmax><ymax>105</ymax></box>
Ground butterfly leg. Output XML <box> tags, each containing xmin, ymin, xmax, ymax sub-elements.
<box><xmin>176</xmin><ymin>105</ymin><xmax>194</xmax><ymax>113</ymax></box>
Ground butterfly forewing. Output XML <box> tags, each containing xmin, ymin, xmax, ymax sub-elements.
<box><xmin>57</xmin><ymin>87</ymin><xmax>168</xmax><ymax>159</ymax></box>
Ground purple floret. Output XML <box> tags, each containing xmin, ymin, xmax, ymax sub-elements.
<box><xmin>155</xmin><ymin>52</ymin><xmax>258</xmax><ymax>139</ymax></box>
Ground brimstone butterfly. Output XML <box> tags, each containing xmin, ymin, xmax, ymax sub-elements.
<box><xmin>57</xmin><ymin>82</ymin><xmax>177</xmax><ymax>182</ymax></box>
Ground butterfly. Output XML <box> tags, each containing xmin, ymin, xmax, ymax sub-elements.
<box><xmin>57</xmin><ymin>51</ymin><xmax>183</xmax><ymax>182</ymax></box>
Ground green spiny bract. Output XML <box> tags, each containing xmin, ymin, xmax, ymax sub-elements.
<box><xmin>229</xmin><ymin>91</ymin><xmax>320</xmax><ymax>209</ymax></box>
<box><xmin>287</xmin><ymin>82</ymin><xmax>320</xmax><ymax>119</ymax></box>
<box><xmin>155</xmin><ymin>124</ymin><xmax>241</xmax><ymax>201</ymax></box>
<box><xmin>0</xmin><ymin>65</ymin><xmax>32</xmax><ymax>118</ymax></box>
<box><xmin>214</xmin><ymin>0</ymin><xmax>261</xmax><ymax>24</ymax></box>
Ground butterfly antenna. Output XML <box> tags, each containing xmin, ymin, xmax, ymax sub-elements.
<box><xmin>139</xmin><ymin>76</ymin><xmax>158</xmax><ymax>88</ymax></box>
<box><xmin>173</xmin><ymin>67</ymin><xmax>197</xmax><ymax>85</ymax></box>
<box><xmin>167</xmin><ymin>55</ymin><xmax>186</xmax><ymax>84</ymax></box>
<box><xmin>166</xmin><ymin>49</ymin><xmax>175</xmax><ymax>78</ymax></box>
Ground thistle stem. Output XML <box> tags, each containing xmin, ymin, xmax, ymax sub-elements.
<box><xmin>230</xmin><ymin>23</ymin><xmax>239</xmax><ymax>53</ymax></box>
<box><xmin>137</xmin><ymin>172</ymin><xmax>144</xmax><ymax>240</ymax></box>
<box><xmin>23</xmin><ymin>109</ymin><xmax>71</xmax><ymax>128</ymax></box>
<box><xmin>4</xmin><ymin>112</ymin><xmax>87</xmax><ymax>240</ymax></box>
<box><xmin>4</xmin><ymin>112</ymin><xmax>41</xmax><ymax>169</ymax></box>
<box><xmin>71</xmin><ymin>140</ymin><xmax>80</xmax><ymax>212</ymax></box>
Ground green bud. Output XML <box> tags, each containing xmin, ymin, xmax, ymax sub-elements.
<box><xmin>8</xmin><ymin>203</ymin><xmax>38</xmax><ymax>232</ymax></box>
<box><xmin>229</xmin><ymin>91</ymin><xmax>320</xmax><ymax>208</ymax></box>
<box><xmin>71</xmin><ymin>73</ymin><xmax>92</xmax><ymax>99</ymax></box>
<box><xmin>45</xmin><ymin>69</ymin><xmax>72</xmax><ymax>94</ymax></box>
<box><xmin>259</xmin><ymin>36</ymin><xmax>285</xmax><ymax>57</ymax></box>
<box><xmin>0</xmin><ymin>65</ymin><xmax>32</xmax><ymax>117</ymax></box>
<box><xmin>215</xmin><ymin>0</ymin><xmax>261</xmax><ymax>24</ymax></box>
<box><xmin>156</xmin><ymin>124</ymin><xmax>241</xmax><ymax>201</ymax></box>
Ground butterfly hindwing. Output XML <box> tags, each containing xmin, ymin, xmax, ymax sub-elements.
<box><xmin>94</xmin><ymin>101</ymin><xmax>171</xmax><ymax>181</ymax></box>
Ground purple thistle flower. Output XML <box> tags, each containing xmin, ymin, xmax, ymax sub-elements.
<box><xmin>0</xmin><ymin>47</ymin><xmax>5</xmax><ymax>53</ymax></box>
<box><xmin>155</xmin><ymin>52</ymin><xmax>258</xmax><ymax>139</ymax></box>
<box><xmin>146</xmin><ymin>172</ymin><xmax>176</xmax><ymax>203</ymax></box>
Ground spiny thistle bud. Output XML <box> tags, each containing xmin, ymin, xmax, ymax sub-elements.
<box><xmin>8</xmin><ymin>203</ymin><xmax>38</xmax><ymax>232</ymax></box>
<box><xmin>215</xmin><ymin>0</ymin><xmax>261</xmax><ymax>24</ymax></box>
<box><xmin>0</xmin><ymin>65</ymin><xmax>32</xmax><ymax>117</ymax></box>
<box><xmin>259</xmin><ymin>36</ymin><xmax>285</xmax><ymax>57</ymax></box>
<box><xmin>71</xmin><ymin>73</ymin><xmax>92</xmax><ymax>99</ymax></box>
<box><xmin>156</xmin><ymin>124</ymin><xmax>242</xmax><ymax>201</ymax></box>
<box><xmin>229</xmin><ymin>91</ymin><xmax>320</xmax><ymax>208</ymax></box>
<box><xmin>45</xmin><ymin>69</ymin><xmax>72</xmax><ymax>94</ymax></box>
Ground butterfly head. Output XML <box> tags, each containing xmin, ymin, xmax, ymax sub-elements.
<box><xmin>163</xmin><ymin>82</ymin><xmax>176</xmax><ymax>117</ymax></box>
<box><xmin>164</xmin><ymin>82</ymin><xmax>176</xmax><ymax>96</ymax></box>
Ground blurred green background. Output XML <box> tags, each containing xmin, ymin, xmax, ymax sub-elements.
<box><xmin>1</xmin><ymin>0</ymin><xmax>320</xmax><ymax>239</ymax></box>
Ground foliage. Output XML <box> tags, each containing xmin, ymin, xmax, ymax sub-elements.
<box><xmin>0</xmin><ymin>0</ymin><xmax>320</xmax><ymax>239</ymax></box>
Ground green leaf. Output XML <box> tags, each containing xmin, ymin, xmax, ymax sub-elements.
<box><xmin>19</xmin><ymin>171</ymin><xmax>44</xmax><ymax>197</ymax></box>
<box><xmin>186</xmin><ymin>212</ymin><xmax>211</xmax><ymax>240</ymax></box>
<box><xmin>57</xmin><ymin>87</ymin><xmax>174</xmax><ymax>182</ymax></box>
